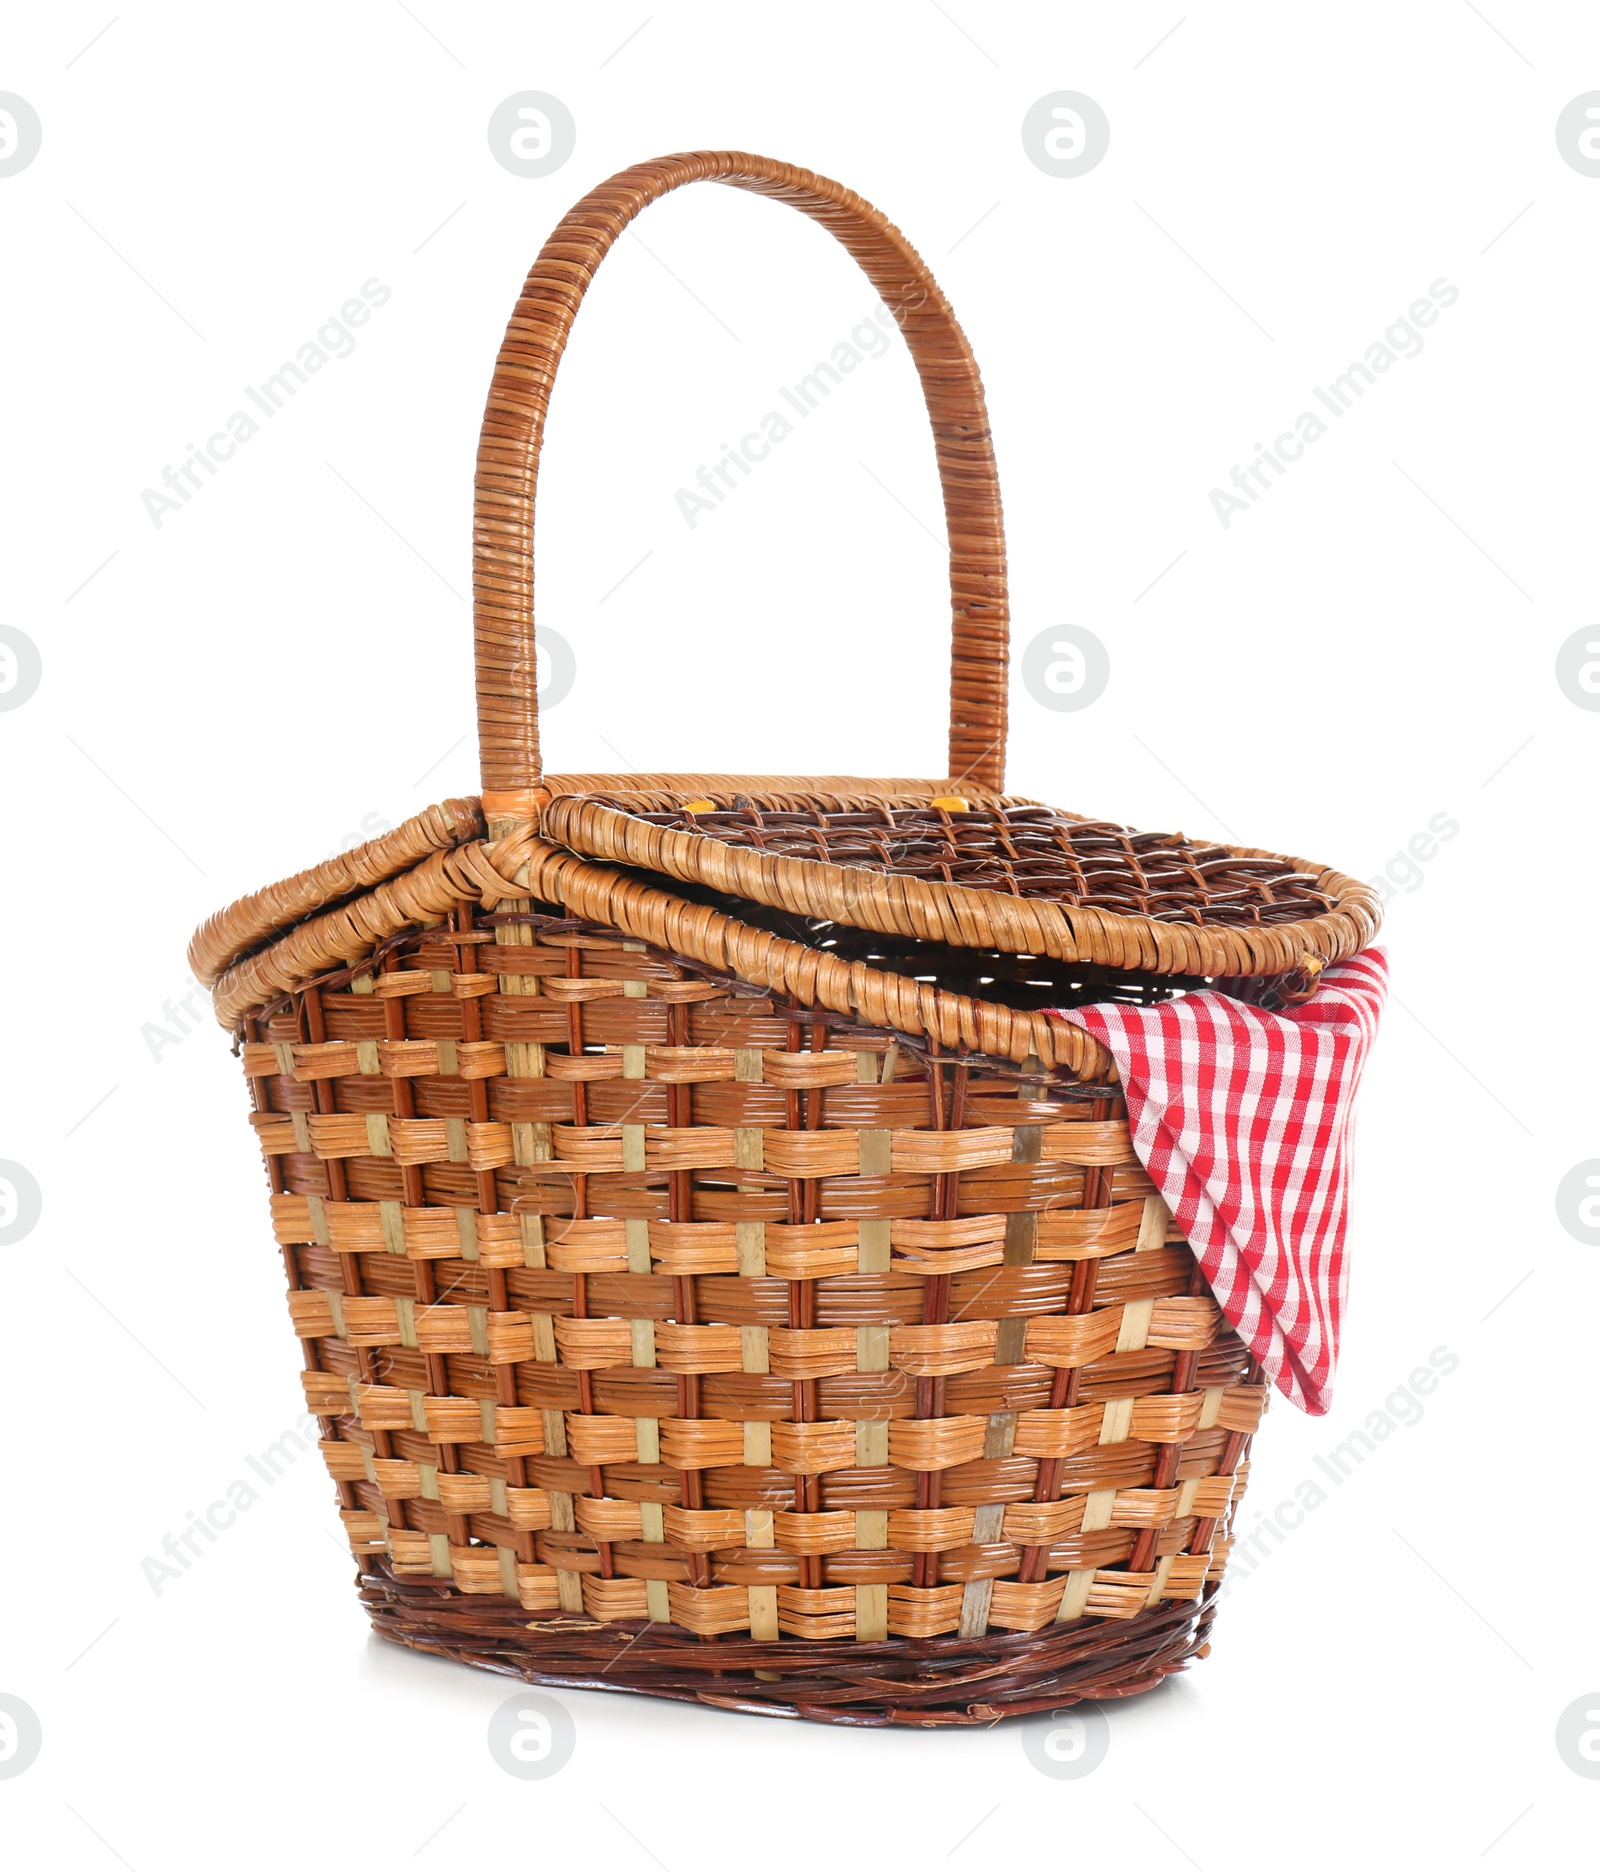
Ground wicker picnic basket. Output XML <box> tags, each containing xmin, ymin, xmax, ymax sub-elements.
<box><xmin>192</xmin><ymin>151</ymin><xmax>1380</xmax><ymax>1725</ymax></box>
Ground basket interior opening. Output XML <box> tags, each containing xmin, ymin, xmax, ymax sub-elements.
<box><xmin>608</xmin><ymin>865</ymin><xmax>1217</xmax><ymax>1013</ymax></box>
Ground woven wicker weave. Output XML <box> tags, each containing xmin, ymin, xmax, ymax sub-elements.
<box><xmin>192</xmin><ymin>151</ymin><xmax>1376</xmax><ymax>1725</ymax></box>
<box><xmin>568</xmin><ymin>801</ymin><xmax>1331</xmax><ymax>925</ymax></box>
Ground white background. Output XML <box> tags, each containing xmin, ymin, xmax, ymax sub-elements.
<box><xmin>3</xmin><ymin>2</ymin><xmax>1597</xmax><ymax>1866</ymax></box>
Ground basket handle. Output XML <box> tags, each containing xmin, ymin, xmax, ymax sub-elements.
<box><xmin>474</xmin><ymin>150</ymin><xmax>1010</xmax><ymax>822</ymax></box>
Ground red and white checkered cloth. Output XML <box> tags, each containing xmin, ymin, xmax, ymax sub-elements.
<box><xmin>1050</xmin><ymin>948</ymin><xmax>1387</xmax><ymax>1416</ymax></box>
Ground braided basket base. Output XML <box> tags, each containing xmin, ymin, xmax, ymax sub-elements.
<box><xmin>359</xmin><ymin>1558</ymin><xmax>1218</xmax><ymax>1726</ymax></box>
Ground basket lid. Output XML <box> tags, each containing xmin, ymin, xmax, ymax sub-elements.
<box><xmin>537</xmin><ymin>776</ymin><xmax>1379</xmax><ymax>981</ymax></box>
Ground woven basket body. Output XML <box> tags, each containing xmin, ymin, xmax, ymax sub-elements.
<box><xmin>193</xmin><ymin>154</ymin><xmax>1378</xmax><ymax>1725</ymax></box>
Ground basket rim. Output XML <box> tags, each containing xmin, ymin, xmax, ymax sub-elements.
<box><xmin>193</xmin><ymin>812</ymin><xmax>1123</xmax><ymax>1079</ymax></box>
<box><xmin>189</xmin><ymin>775</ymin><xmax>1378</xmax><ymax>1052</ymax></box>
<box><xmin>188</xmin><ymin>775</ymin><xmax>1009</xmax><ymax>993</ymax></box>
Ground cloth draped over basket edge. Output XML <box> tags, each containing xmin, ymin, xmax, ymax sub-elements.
<box><xmin>1049</xmin><ymin>948</ymin><xmax>1389</xmax><ymax>1417</ymax></box>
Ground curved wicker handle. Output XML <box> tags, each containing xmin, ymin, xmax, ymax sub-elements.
<box><xmin>474</xmin><ymin>150</ymin><xmax>1010</xmax><ymax>818</ymax></box>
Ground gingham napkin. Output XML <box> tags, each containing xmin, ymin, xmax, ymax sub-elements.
<box><xmin>1049</xmin><ymin>949</ymin><xmax>1387</xmax><ymax>1415</ymax></box>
